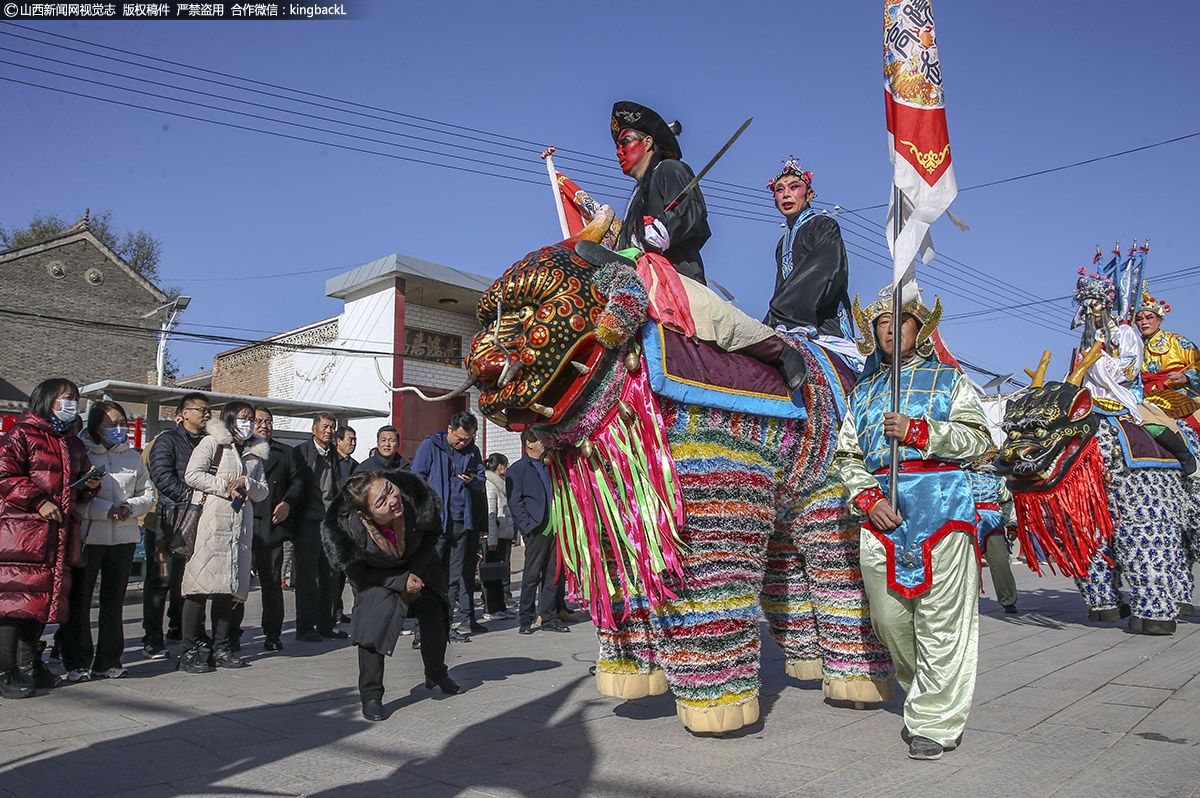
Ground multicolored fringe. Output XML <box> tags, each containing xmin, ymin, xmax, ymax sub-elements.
<box><xmin>1012</xmin><ymin>436</ymin><xmax>1116</xmax><ymax>577</ymax></box>
<box><xmin>547</xmin><ymin>353</ymin><xmax>687</xmax><ymax>630</ymax></box>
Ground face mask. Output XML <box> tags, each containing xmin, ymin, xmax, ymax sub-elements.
<box><xmin>102</xmin><ymin>426</ymin><xmax>128</xmax><ymax>445</ymax></box>
<box><xmin>53</xmin><ymin>399</ymin><xmax>78</xmax><ymax>422</ymax></box>
<box><xmin>235</xmin><ymin>419</ymin><xmax>254</xmax><ymax>440</ymax></box>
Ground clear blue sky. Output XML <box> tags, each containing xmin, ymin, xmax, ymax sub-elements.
<box><xmin>3</xmin><ymin>1</ymin><xmax>1198</xmax><ymax>386</ymax></box>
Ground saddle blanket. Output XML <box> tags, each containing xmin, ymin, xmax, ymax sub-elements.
<box><xmin>639</xmin><ymin>321</ymin><xmax>857</xmax><ymax>421</ymax></box>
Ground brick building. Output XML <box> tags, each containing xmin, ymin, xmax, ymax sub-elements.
<box><xmin>0</xmin><ymin>216</ymin><xmax>169</xmax><ymax>399</ymax></box>
<box><xmin>212</xmin><ymin>253</ymin><xmax>521</xmax><ymax>464</ymax></box>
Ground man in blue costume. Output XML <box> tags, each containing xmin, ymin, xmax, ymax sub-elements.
<box><xmin>966</xmin><ymin>461</ymin><xmax>1019</xmax><ymax>614</ymax></box>
<box><xmin>833</xmin><ymin>284</ymin><xmax>992</xmax><ymax>760</ymax></box>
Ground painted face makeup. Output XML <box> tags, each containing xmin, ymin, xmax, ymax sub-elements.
<box><xmin>616</xmin><ymin>129</ymin><xmax>648</xmax><ymax>176</ymax></box>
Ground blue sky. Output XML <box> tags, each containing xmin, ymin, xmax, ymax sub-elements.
<box><xmin>3</xmin><ymin>1</ymin><xmax>1198</xmax><ymax>386</ymax></box>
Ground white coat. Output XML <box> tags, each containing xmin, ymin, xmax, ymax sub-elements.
<box><xmin>182</xmin><ymin>418</ymin><xmax>268</xmax><ymax>600</ymax></box>
<box><xmin>81</xmin><ymin>438</ymin><xmax>155</xmax><ymax>547</ymax></box>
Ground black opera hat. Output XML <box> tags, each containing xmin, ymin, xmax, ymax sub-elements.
<box><xmin>611</xmin><ymin>101</ymin><xmax>682</xmax><ymax>160</ymax></box>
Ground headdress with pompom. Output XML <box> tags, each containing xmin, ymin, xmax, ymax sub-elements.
<box><xmin>1136</xmin><ymin>282</ymin><xmax>1170</xmax><ymax>318</ymax></box>
<box><xmin>768</xmin><ymin>156</ymin><xmax>816</xmax><ymax>197</ymax></box>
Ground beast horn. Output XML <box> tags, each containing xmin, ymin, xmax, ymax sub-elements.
<box><xmin>1065</xmin><ymin>342</ymin><xmax>1104</xmax><ymax>387</ymax></box>
<box><xmin>1023</xmin><ymin>350</ymin><xmax>1053</xmax><ymax>388</ymax></box>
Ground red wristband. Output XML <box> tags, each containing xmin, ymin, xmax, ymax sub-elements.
<box><xmin>903</xmin><ymin>418</ymin><xmax>930</xmax><ymax>449</ymax></box>
<box><xmin>854</xmin><ymin>487</ymin><xmax>886</xmax><ymax>516</ymax></box>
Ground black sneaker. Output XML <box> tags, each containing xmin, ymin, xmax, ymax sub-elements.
<box><xmin>142</xmin><ymin>643</ymin><xmax>170</xmax><ymax>660</ymax></box>
<box><xmin>1003</xmin><ymin>604</ymin><xmax>1019</xmax><ymax>614</ymax></box>
<box><xmin>213</xmin><ymin>647</ymin><xmax>248</xmax><ymax>669</ymax></box>
<box><xmin>908</xmin><ymin>736</ymin><xmax>944</xmax><ymax>760</ymax></box>
<box><xmin>518</xmin><ymin>625</ymin><xmax>536</xmax><ymax>635</ymax></box>
<box><xmin>319</xmin><ymin>629</ymin><xmax>349</xmax><ymax>640</ymax></box>
<box><xmin>467</xmin><ymin>620</ymin><xmax>489</xmax><ymax>634</ymax></box>
<box><xmin>264</xmin><ymin>639</ymin><xmax>283</xmax><ymax>652</ymax></box>
<box><xmin>179</xmin><ymin>648</ymin><xmax>214</xmax><ymax>674</ymax></box>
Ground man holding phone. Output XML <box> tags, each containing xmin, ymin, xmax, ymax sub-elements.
<box><xmin>413</xmin><ymin>411</ymin><xmax>487</xmax><ymax>640</ymax></box>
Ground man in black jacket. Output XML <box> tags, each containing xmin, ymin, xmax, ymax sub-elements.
<box><xmin>611</xmin><ymin>100</ymin><xmax>711</xmax><ymax>284</ymax></box>
<box><xmin>144</xmin><ymin>392</ymin><xmax>210</xmax><ymax>659</ymax></box>
<box><xmin>290</xmin><ymin>413</ymin><xmax>347</xmax><ymax>642</ymax></box>
<box><xmin>357</xmin><ymin>426</ymin><xmax>411</xmax><ymax>473</ymax></box>
<box><xmin>507</xmin><ymin>431</ymin><xmax>570</xmax><ymax>635</ymax></box>
<box><xmin>231</xmin><ymin>407</ymin><xmax>305</xmax><ymax>651</ymax></box>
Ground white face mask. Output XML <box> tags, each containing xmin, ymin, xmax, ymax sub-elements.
<box><xmin>235</xmin><ymin>419</ymin><xmax>254</xmax><ymax>440</ymax></box>
<box><xmin>53</xmin><ymin>399</ymin><xmax>78</xmax><ymax>422</ymax></box>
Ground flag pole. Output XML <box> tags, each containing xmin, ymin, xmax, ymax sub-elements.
<box><xmin>889</xmin><ymin>183</ymin><xmax>904</xmax><ymax>509</ymax></box>
<box><xmin>541</xmin><ymin>147</ymin><xmax>571</xmax><ymax>238</ymax></box>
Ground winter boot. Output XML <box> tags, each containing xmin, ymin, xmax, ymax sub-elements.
<box><xmin>17</xmin><ymin>640</ymin><xmax>61</xmax><ymax>689</ymax></box>
<box><xmin>0</xmin><ymin>669</ymin><xmax>34</xmax><ymax>700</ymax></box>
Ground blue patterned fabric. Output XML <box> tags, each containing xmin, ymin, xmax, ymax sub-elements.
<box><xmin>1071</xmin><ymin>423</ymin><xmax>1192</xmax><ymax>621</ymax></box>
<box><xmin>848</xmin><ymin>356</ymin><xmax>976</xmax><ymax>597</ymax></box>
<box><xmin>850</xmin><ymin>357</ymin><xmax>961</xmax><ymax>473</ymax></box>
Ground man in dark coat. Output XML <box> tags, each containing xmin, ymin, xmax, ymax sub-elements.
<box><xmin>357</xmin><ymin>426</ymin><xmax>411</xmax><ymax>473</ymax></box>
<box><xmin>507</xmin><ymin>431</ymin><xmax>570</xmax><ymax>635</ymax></box>
<box><xmin>290</xmin><ymin>413</ymin><xmax>346</xmax><ymax>642</ymax></box>
<box><xmin>612</xmin><ymin>100</ymin><xmax>711</xmax><ymax>285</ymax></box>
<box><xmin>412</xmin><ymin>411</ymin><xmax>487</xmax><ymax>640</ymax></box>
<box><xmin>230</xmin><ymin>407</ymin><xmax>305</xmax><ymax>651</ymax></box>
<box><xmin>144</xmin><ymin>391</ymin><xmax>210</xmax><ymax>659</ymax></box>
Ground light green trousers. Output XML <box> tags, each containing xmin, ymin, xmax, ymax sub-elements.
<box><xmin>983</xmin><ymin>533</ymin><xmax>1018</xmax><ymax>608</ymax></box>
<box><xmin>860</xmin><ymin>529</ymin><xmax>979</xmax><ymax>747</ymax></box>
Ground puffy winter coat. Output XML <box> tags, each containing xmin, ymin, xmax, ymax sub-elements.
<box><xmin>322</xmin><ymin>470</ymin><xmax>447</xmax><ymax>656</ymax></box>
<box><xmin>182</xmin><ymin>418</ymin><xmax>268</xmax><ymax>600</ymax></box>
<box><xmin>0</xmin><ymin>410</ymin><xmax>96</xmax><ymax>622</ymax></box>
<box><xmin>484</xmin><ymin>470</ymin><xmax>515</xmax><ymax>546</ymax></box>
<box><xmin>81</xmin><ymin>438</ymin><xmax>155</xmax><ymax>547</ymax></box>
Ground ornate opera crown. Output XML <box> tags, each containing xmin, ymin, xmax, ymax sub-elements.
<box><xmin>850</xmin><ymin>283</ymin><xmax>942</xmax><ymax>357</ymax></box>
<box><xmin>1137</xmin><ymin>283</ymin><xmax>1170</xmax><ymax>318</ymax></box>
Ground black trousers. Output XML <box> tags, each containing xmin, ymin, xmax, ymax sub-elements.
<box><xmin>436</xmin><ymin>520</ymin><xmax>477</xmax><ymax>627</ymax></box>
<box><xmin>141</xmin><ymin>526</ymin><xmax>185</xmax><ymax>645</ymax></box>
<box><xmin>0</xmin><ymin>617</ymin><xmax>43</xmax><ymax>673</ymax></box>
<box><xmin>482</xmin><ymin>539</ymin><xmax>513</xmax><ymax>614</ymax></box>
<box><xmin>182</xmin><ymin>594</ymin><xmax>235</xmax><ymax>651</ymax></box>
<box><xmin>357</xmin><ymin>592</ymin><xmax>449</xmax><ymax>702</ymax></box>
<box><xmin>58</xmin><ymin>542</ymin><xmax>136</xmax><ymax>671</ymax></box>
<box><xmin>293</xmin><ymin>519</ymin><xmax>338</xmax><ymax>636</ymax></box>
<box><xmin>518</xmin><ymin>531</ymin><xmax>559</xmax><ymax>628</ymax></box>
<box><xmin>231</xmin><ymin>529</ymin><xmax>286</xmax><ymax>643</ymax></box>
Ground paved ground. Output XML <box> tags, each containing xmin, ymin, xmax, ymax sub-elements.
<box><xmin>2</xmin><ymin>552</ymin><xmax>1200</xmax><ymax>798</ymax></box>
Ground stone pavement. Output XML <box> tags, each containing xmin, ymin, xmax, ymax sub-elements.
<box><xmin>2</xmin><ymin>554</ymin><xmax>1200</xmax><ymax>798</ymax></box>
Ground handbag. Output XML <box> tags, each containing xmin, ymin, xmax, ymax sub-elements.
<box><xmin>478</xmin><ymin>561</ymin><xmax>509</xmax><ymax>583</ymax></box>
<box><xmin>167</xmin><ymin>447</ymin><xmax>225</xmax><ymax>559</ymax></box>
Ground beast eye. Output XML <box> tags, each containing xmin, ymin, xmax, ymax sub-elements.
<box><xmin>518</xmin><ymin>306</ymin><xmax>535</xmax><ymax>322</ymax></box>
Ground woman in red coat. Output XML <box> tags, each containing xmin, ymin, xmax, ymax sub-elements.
<box><xmin>0</xmin><ymin>378</ymin><xmax>99</xmax><ymax>699</ymax></box>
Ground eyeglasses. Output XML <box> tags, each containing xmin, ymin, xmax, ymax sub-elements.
<box><xmin>183</xmin><ymin>407</ymin><xmax>212</xmax><ymax>416</ymax></box>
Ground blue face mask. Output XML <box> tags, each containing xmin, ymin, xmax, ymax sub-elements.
<box><xmin>102</xmin><ymin>426</ymin><xmax>128</xmax><ymax>445</ymax></box>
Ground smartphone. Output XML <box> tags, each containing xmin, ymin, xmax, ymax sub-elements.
<box><xmin>70</xmin><ymin>466</ymin><xmax>106</xmax><ymax>489</ymax></box>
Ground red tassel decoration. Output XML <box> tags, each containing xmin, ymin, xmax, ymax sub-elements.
<box><xmin>1011</xmin><ymin>437</ymin><xmax>1116</xmax><ymax>578</ymax></box>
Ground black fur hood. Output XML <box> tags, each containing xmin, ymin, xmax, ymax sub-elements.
<box><xmin>321</xmin><ymin>469</ymin><xmax>442</xmax><ymax>572</ymax></box>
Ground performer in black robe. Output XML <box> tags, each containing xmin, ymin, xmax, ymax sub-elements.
<box><xmin>611</xmin><ymin>101</ymin><xmax>711</xmax><ymax>285</ymax></box>
<box><xmin>763</xmin><ymin>159</ymin><xmax>852</xmax><ymax>337</ymax></box>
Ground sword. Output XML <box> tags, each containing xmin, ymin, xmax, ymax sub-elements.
<box><xmin>661</xmin><ymin>117</ymin><xmax>753</xmax><ymax>213</ymax></box>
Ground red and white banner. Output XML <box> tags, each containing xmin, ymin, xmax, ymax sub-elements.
<box><xmin>884</xmin><ymin>0</ymin><xmax>957</xmax><ymax>286</ymax></box>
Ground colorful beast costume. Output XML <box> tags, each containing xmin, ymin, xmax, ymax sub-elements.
<box><xmin>466</xmin><ymin>208</ymin><xmax>893</xmax><ymax>733</ymax></box>
<box><xmin>834</xmin><ymin>286</ymin><xmax>992</xmax><ymax>749</ymax></box>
